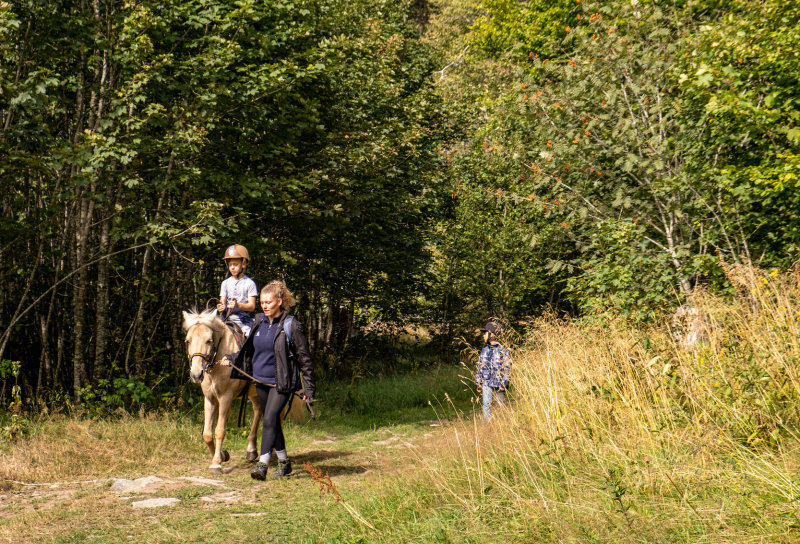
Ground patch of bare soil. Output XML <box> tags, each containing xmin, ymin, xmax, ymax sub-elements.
<box><xmin>0</xmin><ymin>484</ymin><xmax>82</xmax><ymax>518</ymax></box>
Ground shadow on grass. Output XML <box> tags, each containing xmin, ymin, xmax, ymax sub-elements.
<box><xmin>292</xmin><ymin>448</ymin><xmax>353</xmax><ymax>464</ymax></box>
<box><xmin>297</xmin><ymin>463</ymin><xmax>371</xmax><ymax>477</ymax></box>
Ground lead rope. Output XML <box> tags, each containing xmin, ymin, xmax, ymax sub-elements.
<box><xmin>228</xmin><ymin>361</ymin><xmax>315</xmax><ymax>420</ymax></box>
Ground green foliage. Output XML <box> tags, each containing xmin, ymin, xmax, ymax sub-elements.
<box><xmin>468</xmin><ymin>0</ymin><xmax>575</xmax><ymax>59</ymax></box>
<box><xmin>424</xmin><ymin>0</ymin><xmax>580</xmax><ymax>325</ymax></box>
<box><xmin>430</xmin><ymin>0</ymin><xmax>800</xmax><ymax>322</ymax></box>
<box><xmin>78</xmin><ymin>377</ymin><xmax>151</xmax><ymax>413</ymax></box>
<box><xmin>516</xmin><ymin>1</ymin><xmax>710</xmax><ymax>305</ymax></box>
<box><xmin>677</xmin><ymin>1</ymin><xmax>800</xmax><ymax>266</ymax></box>
<box><xmin>3</xmin><ymin>0</ymin><xmax>800</xmax><ymax>408</ymax></box>
<box><xmin>566</xmin><ymin>220</ymin><xmax>677</xmax><ymax>319</ymax></box>
<box><xmin>0</xmin><ymin>360</ymin><xmax>28</xmax><ymax>440</ymax></box>
<box><xmin>0</xmin><ymin>0</ymin><xmax>447</xmax><ymax>400</ymax></box>
<box><xmin>430</xmin><ymin>166</ymin><xmax>569</xmax><ymax>321</ymax></box>
<box><xmin>603</xmin><ymin>467</ymin><xmax>632</xmax><ymax>523</ymax></box>
<box><xmin>77</xmin><ymin>364</ymin><xmax>175</xmax><ymax>415</ymax></box>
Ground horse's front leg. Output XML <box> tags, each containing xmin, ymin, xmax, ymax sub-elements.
<box><xmin>246</xmin><ymin>384</ymin><xmax>263</xmax><ymax>462</ymax></box>
<box><xmin>203</xmin><ymin>396</ymin><xmax>219</xmax><ymax>467</ymax></box>
<box><xmin>211</xmin><ymin>392</ymin><xmax>234</xmax><ymax>472</ymax></box>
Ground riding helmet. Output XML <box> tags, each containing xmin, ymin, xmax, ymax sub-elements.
<box><xmin>223</xmin><ymin>244</ymin><xmax>249</xmax><ymax>264</ymax></box>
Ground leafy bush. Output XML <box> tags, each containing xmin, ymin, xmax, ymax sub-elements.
<box><xmin>0</xmin><ymin>360</ymin><xmax>28</xmax><ymax>440</ymax></box>
<box><xmin>77</xmin><ymin>365</ymin><xmax>173</xmax><ymax>416</ymax></box>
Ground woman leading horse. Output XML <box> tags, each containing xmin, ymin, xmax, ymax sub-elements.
<box><xmin>221</xmin><ymin>280</ymin><xmax>315</xmax><ymax>479</ymax></box>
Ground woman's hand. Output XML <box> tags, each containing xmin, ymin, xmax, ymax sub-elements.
<box><xmin>220</xmin><ymin>357</ymin><xmax>232</xmax><ymax>367</ymax></box>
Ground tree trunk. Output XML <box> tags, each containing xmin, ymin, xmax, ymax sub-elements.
<box><xmin>71</xmin><ymin>194</ymin><xmax>95</xmax><ymax>399</ymax></box>
<box><xmin>171</xmin><ymin>249</ymin><xmax>186</xmax><ymax>386</ymax></box>
<box><xmin>93</xmin><ymin>187</ymin><xmax>115</xmax><ymax>382</ymax></box>
<box><xmin>132</xmin><ymin>245</ymin><xmax>152</xmax><ymax>377</ymax></box>
<box><xmin>37</xmin><ymin>276</ymin><xmax>58</xmax><ymax>394</ymax></box>
<box><xmin>306</xmin><ymin>286</ymin><xmax>320</xmax><ymax>353</ymax></box>
<box><xmin>131</xmin><ymin>182</ymin><xmax>169</xmax><ymax>375</ymax></box>
<box><xmin>37</xmin><ymin>315</ymin><xmax>50</xmax><ymax>394</ymax></box>
<box><xmin>324</xmin><ymin>301</ymin><xmax>335</xmax><ymax>345</ymax></box>
<box><xmin>54</xmin><ymin>327</ymin><xmax>65</xmax><ymax>392</ymax></box>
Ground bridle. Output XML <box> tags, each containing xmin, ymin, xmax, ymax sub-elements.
<box><xmin>187</xmin><ymin>324</ymin><xmax>225</xmax><ymax>376</ymax></box>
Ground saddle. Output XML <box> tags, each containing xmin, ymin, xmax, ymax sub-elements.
<box><xmin>225</xmin><ymin>321</ymin><xmax>246</xmax><ymax>349</ymax></box>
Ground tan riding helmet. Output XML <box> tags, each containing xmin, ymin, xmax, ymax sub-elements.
<box><xmin>222</xmin><ymin>244</ymin><xmax>249</xmax><ymax>265</ymax></box>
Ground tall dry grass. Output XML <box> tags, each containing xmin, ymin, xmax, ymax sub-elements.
<box><xmin>0</xmin><ymin>411</ymin><xmax>200</xmax><ymax>486</ymax></box>
<box><xmin>421</xmin><ymin>265</ymin><xmax>800</xmax><ymax>542</ymax></box>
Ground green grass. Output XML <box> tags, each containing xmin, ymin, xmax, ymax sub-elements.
<box><xmin>217</xmin><ymin>363</ymin><xmax>474</xmax><ymax>447</ymax></box>
<box><xmin>312</xmin><ymin>363</ymin><xmax>473</xmax><ymax>424</ymax></box>
<box><xmin>0</xmin><ymin>364</ymin><xmax>483</xmax><ymax>544</ymax></box>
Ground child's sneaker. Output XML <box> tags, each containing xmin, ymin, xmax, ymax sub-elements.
<box><xmin>273</xmin><ymin>459</ymin><xmax>292</xmax><ymax>477</ymax></box>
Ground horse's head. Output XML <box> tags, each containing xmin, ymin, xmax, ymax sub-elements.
<box><xmin>182</xmin><ymin>309</ymin><xmax>223</xmax><ymax>384</ymax></box>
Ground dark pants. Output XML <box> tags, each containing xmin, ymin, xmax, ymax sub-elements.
<box><xmin>256</xmin><ymin>384</ymin><xmax>291</xmax><ymax>456</ymax></box>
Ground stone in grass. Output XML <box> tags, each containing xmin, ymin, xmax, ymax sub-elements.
<box><xmin>131</xmin><ymin>497</ymin><xmax>181</xmax><ymax>508</ymax></box>
<box><xmin>200</xmin><ymin>491</ymin><xmax>239</xmax><ymax>504</ymax></box>
<box><xmin>177</xmin><ymin>476</ymin><xmax>226</xmax><ymax>488</ymax></box>
<box><xmin>111</xmin><ymin>476</ymin><xmax>164</xmax><ymax>494</ymax></box>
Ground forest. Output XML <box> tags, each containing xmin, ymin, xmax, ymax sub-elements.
<box><xmin>2</xmin><ymin>1</ymin><xmax>800</xmax><ymax>542</ymax></box>
<box><xmin>1</xmin><ymin>0</ymin><xmax>798</xmax><ymax>404</ymax></box>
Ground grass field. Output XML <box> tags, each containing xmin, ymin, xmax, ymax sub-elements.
<box><xmin>0</xmin><ymin>365</ymin><xmax>478</xmax><ymax>544</ymax></box>
<box><xmin>414</xmin><ymin>265</ymin><xmax>800</xmax><ymax>543</ymax></box>
<box><xmin>4</xmin><ymin>266</ymin><xmax>800</xmax><ymax>543</ymax></box>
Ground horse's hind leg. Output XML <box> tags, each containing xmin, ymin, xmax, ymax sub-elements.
<box><xmin>246</xmin><ymin>384</ymin><xmax>262</xmax><ymax>463</ymax></box>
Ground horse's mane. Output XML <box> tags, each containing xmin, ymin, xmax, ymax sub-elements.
<box><xmin>182</xmin><ymin>308</ymin><xmax>226</xmax><ymax>333</ymax></box>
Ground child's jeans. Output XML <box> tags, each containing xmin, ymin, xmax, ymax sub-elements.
<box><xmin>482</xmin><ymin>386</ymin><xmax>506</xmax><ymax>420</ymax></box>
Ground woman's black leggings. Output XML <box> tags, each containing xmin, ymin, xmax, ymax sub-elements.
<box><xmin>256</xmin><ymin>384</ymin><xmax>291</xmax><ymax>456</ymax></box>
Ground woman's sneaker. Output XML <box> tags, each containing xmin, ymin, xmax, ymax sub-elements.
<box><xmin>273</xmin><ymin>459</ymin><xmax>292</xmax><ymax>477</ymax></box>
<box><xmin>250</xmin><ymin>462</ymin><xmax>268</xmax><ymax>480</ymax></box>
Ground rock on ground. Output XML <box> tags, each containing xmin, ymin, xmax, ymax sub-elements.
<box><xmin>131</xmin><ymin>497</ymin><xmax>181</xmax><ymax>508</ymax></box>
<box><xmin>110</xmin><ymin>476</ymin><xmax>164</xmax><ymax>494</ymax></box>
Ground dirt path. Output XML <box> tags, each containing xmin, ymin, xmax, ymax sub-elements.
<box><xmin>0</xmin><ymin>419</ymin><xmax>446</xmax><ymax>542</ymax></box>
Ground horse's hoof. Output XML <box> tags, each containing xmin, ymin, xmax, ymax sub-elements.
<box><xmin>246</xmin><ymin>451</ymin><xmax>258</xmax><ymax>463</ymax></box>
<box><xmin>221</xmin><ymin>450</ymin><xmax>230</xmax><ymax>463</ymax></box>
<box><xmin>209</xmin><ymin>464</ymin><xmax>222</xmax><ymax>474</ymax></box>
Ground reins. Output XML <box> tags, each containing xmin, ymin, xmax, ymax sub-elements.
<box><xmin>207</xmin><ymin>292</ymin><xmax>239</xmax><ymax>325</ymax></box>
<box><xmin>188</xmin><ymin>320</ymin><xmax>315</xmax><ymax>421</ymax></box>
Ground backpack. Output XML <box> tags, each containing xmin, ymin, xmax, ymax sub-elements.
<box><xmin>283</xmin><ymin>315</ymin><xmax>296</xmax><ymax>359</ymax></box>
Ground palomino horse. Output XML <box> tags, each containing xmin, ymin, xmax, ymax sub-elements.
<box><xmin>182</xmin><ymin>309</ymin><xmax>309</xmax><ymax>472</ymax></box>
<box><xmin>182</xmin><ymin>309</ymin><xmax>262</xmax><ymax>472</ymax></box>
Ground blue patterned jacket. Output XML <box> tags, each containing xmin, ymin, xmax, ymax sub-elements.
<box><xmin>476</xmin><ymin>342</ymin><xmax>511</xmax><ymax>389</ymax></box>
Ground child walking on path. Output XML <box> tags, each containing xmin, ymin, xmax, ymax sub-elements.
<box><xmin>476</xmin><ymin>321</ymin><xmax>511</xmax><ymax>420</ymax></box>
<box><xmin>217</xmin><ymin>244</ymin><xmax>258</xmax><ymax>338</ymax></box>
